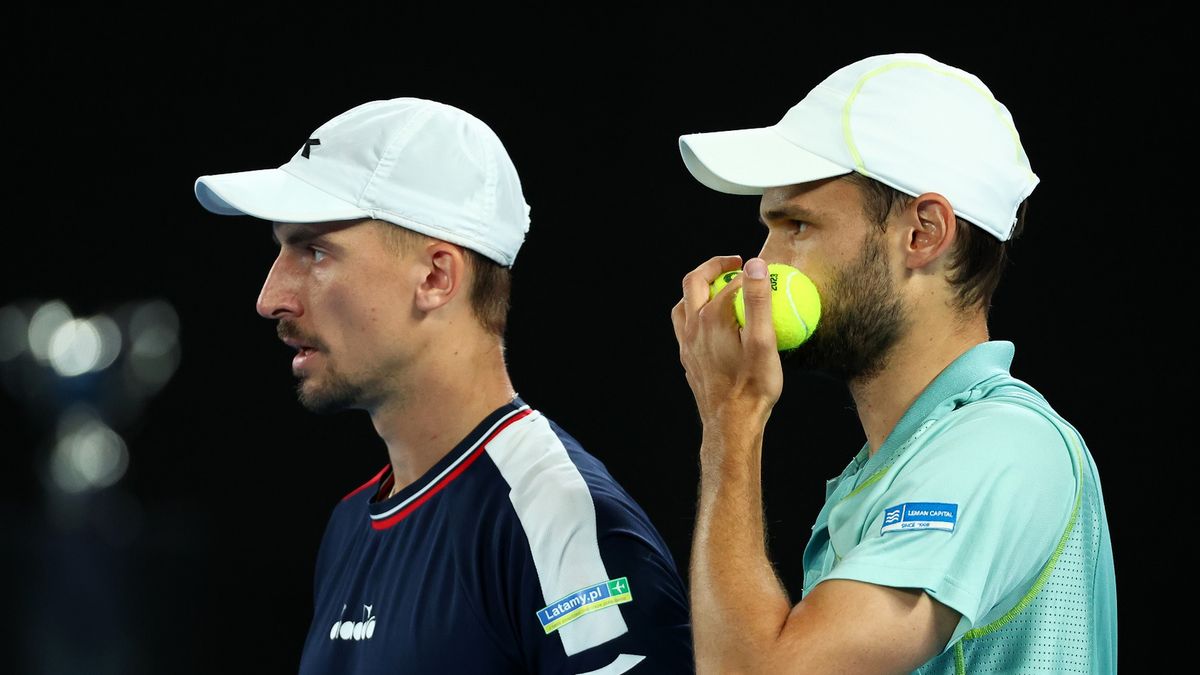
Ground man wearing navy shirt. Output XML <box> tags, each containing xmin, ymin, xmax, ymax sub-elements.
<box><xmin>194</xmin><ymin>98</ymin><xmax>693</xmax><ymax>674</ymax></box>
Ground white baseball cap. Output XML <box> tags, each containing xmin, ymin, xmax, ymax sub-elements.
<box><xmin>679</xmin><ymin>53</ymin><xmax>1039</xmax><ymax>241</ymax></box>
<box><xmin>195</xmin><ymin>97</ymin><xmax>531</xmax><ymax>266</ymax></box>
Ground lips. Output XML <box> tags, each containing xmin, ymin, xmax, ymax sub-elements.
<box><xmin>282</xmin><ymin>337</ymin><xmax>317</xmax><ymax>353</ymax></box>
<box><xmin>293</xmin><ymin>348</ymin><xmax>319</xmax><ymax>372</ymax></box>
<box><xmin>277</xmin><ymin>324</ymin><xmax>323</xmax><ymax>372</ymax></box>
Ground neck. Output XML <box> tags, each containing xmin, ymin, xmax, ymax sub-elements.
<box><xmin>370</xmin><ymin>336</ymin><xmax>516</xmax><ymax>492</ymax></box>
<box><xmin>849</xmin><ymin>312</ymin><xmax>988</xmax><ymax>456</ymax></box>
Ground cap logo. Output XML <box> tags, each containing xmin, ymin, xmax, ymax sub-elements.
<box><xmin>301</xmin><ymin>138</ymin><xmax>321</xmax><ymax>158</ymax></box>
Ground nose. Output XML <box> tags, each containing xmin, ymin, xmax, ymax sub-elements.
<box><xmin>757</xmin><ymin>230</ymin><xmax>788</xmax><ymax>268</ymax></box>
<box><xmin>256</xmin><ymin>254</ymin><xmax>303</xmax><ymax>320</ymax></box>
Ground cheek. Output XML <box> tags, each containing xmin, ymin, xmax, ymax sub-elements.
<box><xmin>760</xmin><ymin>232</ymin><xmax>803</xmax><ymax>267</ymax></box>
<box><xmin>305</xmin><ymin>279</ymin><xmax>374</xmax><ymax>355</ymax></box>
<box><xmin>326</xmin><ymin>277</ymin><xmax>412</xmax><ymax>339</ymax></box>
<box><xmin>803</xmin><ymin>265</ymin><xmax>836</xmax><ymax>309</ymax></box>
<box><xmin>770</xmin><ymin>242</ymin><xmax>823</xmax><ymax>280</ymax></box>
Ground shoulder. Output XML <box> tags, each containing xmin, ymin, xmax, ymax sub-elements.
<box><xmin>484</xmin><ymin>410</ymin><xmax>636</xmax><ymax>522</ymax></box>
<box><xmin>913</xmin><ymin>396</ymin><xmax>1074</xmax><ymax>476</ymax></box>
<box><xmin>481</xmin><ymin>411</ymin><xmax>667</xmax><ymax>557</ymax></box>
<box><xmin>871</xmin><ymin>396</ymin><xmax>1079</xmax><ymax>520</ymax></box>
<box><xmin>476</xmin><ymin>408</ymin><xmax>678</xmax><ymax>569</ymax></box>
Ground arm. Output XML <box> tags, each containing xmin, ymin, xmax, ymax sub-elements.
<box><xmin>500</xmin><ymin>434</ymin><xmax>695</xmax><ymax>674</ymax></box>
<box><xmin>520</xmin><ymin>526</ymin><xmax>694</xmax><ymax>675</ymax></box>
<box><xmin>671</xmin><ymin>256</ymin><xmax>958</xmax><ymax>674</ymax></box>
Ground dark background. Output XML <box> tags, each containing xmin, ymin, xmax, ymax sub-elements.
<box><xmin>4</xmin><ymin>5</ymin><xmax>1179</xmax><ymax>673</ymax></box>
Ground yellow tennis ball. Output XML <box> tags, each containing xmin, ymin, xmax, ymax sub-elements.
<box><xmin>709</xmin><ymin>263</ymin><xmax>821</xmax><ymax>350</ymax></box>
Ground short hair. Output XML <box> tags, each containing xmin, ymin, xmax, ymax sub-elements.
<box><xmin>841</xmin><ymin>172</ymin><xmax>1027</xmax><ymax>314</ymax></box>
<box><xmin>373</xmin><ymin>221</ymin><xmax>511</xmax><ymax>337</ymax></box>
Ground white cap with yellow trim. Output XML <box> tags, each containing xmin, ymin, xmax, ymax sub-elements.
<box><xmin>678</xmin><ymin>53</ymin><xmax>1039</xmax><ymax>241</ymax></box>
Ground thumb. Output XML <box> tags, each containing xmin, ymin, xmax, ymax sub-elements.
<box><xmin>740</xmin><ymin>258</ymin><xmax>775</xmax><ymax>349</ymax></box>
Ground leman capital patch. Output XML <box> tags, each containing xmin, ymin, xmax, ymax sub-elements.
<box><xmin>881</xmin><ymin>502</ymin><xmax>958</xmax><ymax>534</ymax></box>
<box><xmin>536</xmin><ymin>577</ymin><xmax>632</xmax><ymax>634</ymax></box>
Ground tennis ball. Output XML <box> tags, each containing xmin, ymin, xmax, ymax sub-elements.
<box><xmin>709</xmin><ymin>263</ymin><xmax>821</xmax><ymax>351</ymax></box>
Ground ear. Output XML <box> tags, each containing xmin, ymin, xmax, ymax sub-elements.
<box><xmin>414</xmin><ymin>242</ymin><xmax>467</xmax><ymax>313</ymax></box>
<box><xmin>902</xmin><ymin>193</ymin><xmax>958</xmax><ymax>270</ymax></box>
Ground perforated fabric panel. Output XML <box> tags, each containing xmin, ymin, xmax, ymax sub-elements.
<box><xmin>913</xmin><ymin>392</ymin><xmax>1108</xmax><ymax>675</ymax></box>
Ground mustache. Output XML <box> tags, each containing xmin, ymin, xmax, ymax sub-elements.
<box><xmin>277</xmin><ymin>320</ymin><xmax>325</xmax><ymax>351</ymax></box>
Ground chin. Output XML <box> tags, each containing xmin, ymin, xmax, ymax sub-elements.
<box><xmin>296</xmin><ymin>380</ymin><xmax>358</xmax><ymax>414</ymax></box>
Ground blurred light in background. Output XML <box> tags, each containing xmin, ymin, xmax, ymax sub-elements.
<box><xmin>2</xmin><ymin>297</ymin><xmax>181</xmax><ymax>496</ymax></box>
<box><xmin>4</xmin><ymin>297</ymin><xmax>182</xmax><ymax>674</ymax></box>
<box><xmin>28</xmin><ymin>300</ymin><xmax>73</xmax><ymax>363</ymax></box>
<box><xmin>126</xmin><ymin>299</ymin><xmax>180</xmax><ymax>396</ymax></box>
<box><xmin>0</xmin><ymin>304</ymin><xmax>28</xmax><ymax>361</ymax></box>
<box><xmin>48</xmin><ymin>316</ymin><xmax>122</xmax><ymax>377</ymax></box>
<box><xmin>50</xmin><ymin>406</ymin><xmax>130</xmax><ymax>494</ymax></box>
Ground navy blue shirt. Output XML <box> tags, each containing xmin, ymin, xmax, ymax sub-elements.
<box><xmin>298</xmin><ymin>398</ymin><xmax>694</xmax><ymax>674</ymax></box>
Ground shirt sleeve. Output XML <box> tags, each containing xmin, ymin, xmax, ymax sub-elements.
<box><xmin>817</xmin><ymin>400</ymin><xmax>1078</xmax><ymax>648</ymax></box>
<box><xmin>519</xmin><ymin>493</ymin><xmax>695</xmax><ymax>675</ymax></box>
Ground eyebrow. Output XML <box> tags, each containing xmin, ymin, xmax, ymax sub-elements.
<box><xmin>271</xmin><ymin>226</ymin><xmax>320</xmax><ymax>246</ymax></box>
<box><xmin>760</xmin><ymin>206</ymin><xmax>824</xmax><ymax>225</ymax></box>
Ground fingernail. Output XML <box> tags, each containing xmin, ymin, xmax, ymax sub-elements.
<box><xmin>745</xmin><ymin>258</ymin><xmax>767</xmax><ymax>279</ymax></box>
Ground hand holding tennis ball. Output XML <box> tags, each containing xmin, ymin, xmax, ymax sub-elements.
<box><xmin>709</xmin><ymin>262</ymin><xmax>821</xmax><ymax>351</ymax></box>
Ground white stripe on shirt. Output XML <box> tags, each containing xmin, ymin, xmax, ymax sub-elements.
<box><xmin>486</xmin><ymin>411</ymin><xmax>628</xmax><ymax>656</ymax></box>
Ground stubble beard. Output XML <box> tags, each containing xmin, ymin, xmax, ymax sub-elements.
<box><xmin>278</xmin><ymin>319</ymin><xmax>372</xmax><ymax>414</ymax></box>
<box><xmin>782</xmin><ymin>229</ymin><xmax>908</xmax><ymax>383</ymax></box>
<box><xmin>294</xmin><ymin>352</ymin><xmax>410</xmax><ymax>416</ymax></box>
<box><xmin>296</xmin><ymin>368</ymin><xmax>369</xmax><ymax>415</ymax></box>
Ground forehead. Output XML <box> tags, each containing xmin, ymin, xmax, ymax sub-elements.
<box><xmin>271</xmin><ymin>218</ymin><xmax>370</xmax><ymax>243</ymax></box>
<box><xmin>759</xmin><ymin>176</ymin><xmax>862</xmax><ymax>219</ymax></box>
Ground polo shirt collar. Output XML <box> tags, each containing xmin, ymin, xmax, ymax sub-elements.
<box><xmin>852</xmin><ymin>340</ymin><xmax>1016</xmax><ymax>482</ymax></box>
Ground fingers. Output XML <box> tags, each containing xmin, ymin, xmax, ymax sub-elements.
<box><xmin>681</xmin><ymin>255</ymin><xmax>743</xmax><ymax>318</ymax></box>
<box><xmin>672</xmin><ymin>255</ymin><xmax>785</xmax><ymax>419</ymax></box>
<box><xmin>738</xmin><ymin>258</ymin><xmax>776</xmax><ymax>352</ymax></box>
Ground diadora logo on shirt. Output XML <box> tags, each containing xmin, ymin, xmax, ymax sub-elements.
<box><xmin>881</xmin><ymin>502</ymin><xmax>958</xmax><ymax>534</ymax></box>
<box><xmin>537</xmin><ymin>577</ymin><xmax>633</xmax><ymax>634</ymax></box>
<box><xmin>329</xmin><ymin>603</ymin><xmax>377</xmax><ymax>641</ymax></box>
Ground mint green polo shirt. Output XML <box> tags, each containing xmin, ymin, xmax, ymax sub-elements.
<box><xmin>800</xmin><ymin>341</ymin><xmax>1117</xmax><ymax>673</ymax></box>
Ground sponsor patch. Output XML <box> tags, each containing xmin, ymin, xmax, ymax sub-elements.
<box><xmin>537</xmin><ymin>577</ymin><xmax>632</xmax><ymax>634</ymax></box>
<box><xmin>881</xmin><ymin>502</ymin><xmax>958</xmax><ymax>534</ymax></box>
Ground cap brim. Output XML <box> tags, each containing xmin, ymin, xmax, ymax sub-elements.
<box><xmin>194</xmin><ymin>168</ymin><xmax>369</xmax><ymax>223</ymax></box>
<box><xmin>679</xmin><ymin>126</ymin><xmax>851</xmax><ymax>195</ymax></box>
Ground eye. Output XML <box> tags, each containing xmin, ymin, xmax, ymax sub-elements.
<box><xmin>310</xmin><ymin>248</ymin><xmax>328</xmax><ymax>263</ymax></box>
<box><xmin>789</xmin><ymin>220</ymin><xmax>810</xmax><ymax>233</ymax></box>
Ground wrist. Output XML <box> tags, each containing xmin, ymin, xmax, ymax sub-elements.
<box><xmin>699</xmin><ymin>418</ymin><xmax>766</xmax><ymax>475</ymax></box>
<box><xmin>699</xmin><ymin>400</ymin><xmax>773</xmax><ymax>437</ymax></box>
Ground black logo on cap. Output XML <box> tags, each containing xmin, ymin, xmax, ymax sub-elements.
<box><xmin>302</xmin><ymin>138</ymin><xmax>321</xmax><ymax>158</ymax></box>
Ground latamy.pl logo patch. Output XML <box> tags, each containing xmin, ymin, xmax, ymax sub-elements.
<box><xmin>881</xmin><ymin>502</ymin><xmax>958</xmax><ymax>534</ymax></box>
<box><xmin>537</xmin><ymin>578</ymin><xmax>632</xmax><ymax>634</ymax></box>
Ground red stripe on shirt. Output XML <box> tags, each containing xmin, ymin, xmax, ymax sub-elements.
<box><xmin>371</xmin><ymin>409</ymin><xmax>531</xmax><ymax>530</ymax></box>
<box><xmin>343</xmin><ymin>465</ymin><xmax>391</xmax><ymax>502</ymax></box>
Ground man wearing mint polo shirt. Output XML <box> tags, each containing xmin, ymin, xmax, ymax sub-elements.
<box><xmin>803</xmin><ymin>341</ymin><xmax>1116</xmax><ymax>671</ymax></box>
<box><xmin>671</xmin><ymin>53</ymin><xmax>1116</xmax><ymax>673</ymax></box>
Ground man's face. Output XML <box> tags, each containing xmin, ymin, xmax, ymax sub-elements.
<box><xmin>257</xmin><ymin>219</ymin><xmax>420</xmax><ymax>413</ymax></box>
<box><xmin>757</xmin><ymin>177</ymin><xmax>908</xmax><ymax>382</ymax></box>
